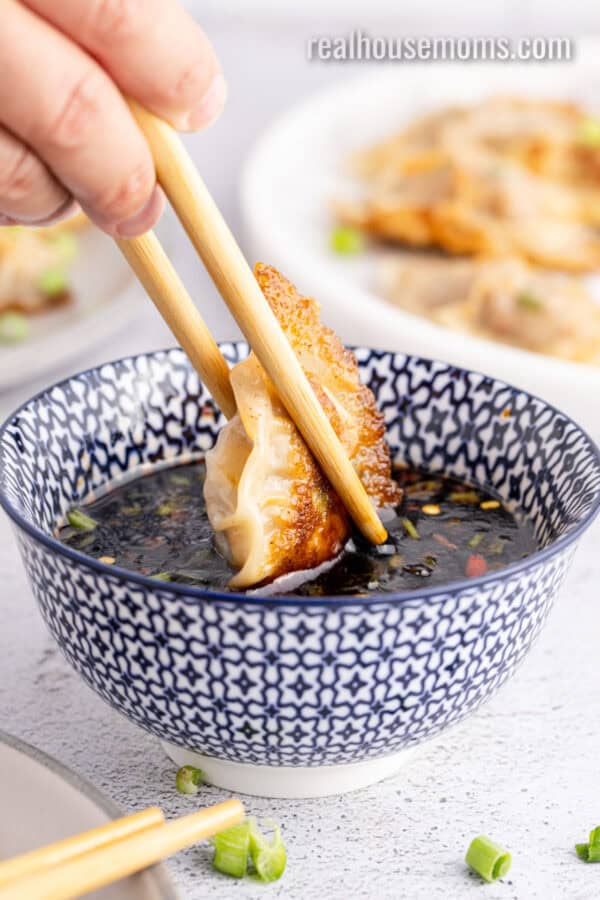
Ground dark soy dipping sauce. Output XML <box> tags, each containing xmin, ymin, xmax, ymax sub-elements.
<box><xmin>59</xmin><ymin>462</ymin><xmax>538</xmax><ymax>595</ymax></box>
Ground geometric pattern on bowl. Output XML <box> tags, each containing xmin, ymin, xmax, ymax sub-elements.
<box><xmin>1</xmin><ymin>346</ymin><xmax>599</xmax><ymax>766</ymax></box>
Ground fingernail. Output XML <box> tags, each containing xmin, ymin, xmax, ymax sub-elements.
<box><xmin>183</xmin><ymin>73</ymin><xmax>227</xmax><ymax>131</ymax></box>
<box><xmin>113</xmin><ymin>186</ymin><xmax>165</xmax><ymax>239</ymax></box>
<box><xmin>32</xmin><ymin>198</ymin><xmax>79</xmax><ymax>227</ymax></box>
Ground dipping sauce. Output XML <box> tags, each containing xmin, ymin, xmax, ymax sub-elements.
<box><xmin>59</xmin><ymin>462</ymin><xmax>538</xmax><ymax>595</ymax></box>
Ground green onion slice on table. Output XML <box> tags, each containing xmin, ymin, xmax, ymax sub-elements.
<box><xmin>249</xmin><ymin>820</ymin><xmax>287</xmax><ymax>883</ymax></box>
<box><xmin>465</xmin><ymin>835</ymin><xmax>511</xmax><ymax>882</ymax></box>
<box><xmin>212</xmin><ymin>822</ymin><xmax>252</xmax><ymax>879</ymax></box>
<box><xmin>212</xmin><ymin>820</ymin><xmax>287</xmax><ymax>882</ymax></box>
<box><xmin>576</xmin><ymin>825</ymin><xmax>600</xmax><ymax>862</ymax></box>
<box><xmin>175</xmin><ymin>765</ymin><xmax>203</xmax><ymax>795</ymax></box>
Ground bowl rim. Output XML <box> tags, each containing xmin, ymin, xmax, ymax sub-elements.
<box><xmin>1</xmin><ymin>345</ymin><xmax>600</xmax><ymax>608</ymax></box>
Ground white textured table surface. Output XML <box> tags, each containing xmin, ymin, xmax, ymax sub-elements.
<box><xmin>1</xmin><ymin>15</ymin><xmax>600</xmax><ymax>900</ymax></box>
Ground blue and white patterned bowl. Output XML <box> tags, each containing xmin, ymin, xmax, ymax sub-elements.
<box><xmin>2</xmin><ymin>345</ymin><xmax>600</xmax><ymax>798</ymax></box>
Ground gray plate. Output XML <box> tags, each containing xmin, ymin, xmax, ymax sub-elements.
<box><xmin>0</xmin><ymin>731</ymin><xmax>178</xmax><ymax>899</ymax></box>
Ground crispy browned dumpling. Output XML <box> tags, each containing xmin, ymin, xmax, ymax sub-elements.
<box><xmin>338</xmin><ymin>97</ymin><xmax>600</xmax><ymax>271</ymax></box>
<box><xmin>440</xmin><ymin>96</ymin><xmax>600</xmax><ymax>191</ymax></box>
<box><xmin>0</xmin><ymin>215</ymin><xmax>86</xmax><ymax>314</ymax></box>
<box><xmin>204</xmin><ymin>264</ymin><xmax>400</xmax><ymax>589</ymax></box>
<box><xmin>380</xmin><ymin>252</ymin><xmax>600</xmax><ymax>363</ymax></box>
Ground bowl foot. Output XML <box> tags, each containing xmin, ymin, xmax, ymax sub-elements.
<box><xmin>160</xmin><ymin>741</ymin><xmax>416</xmax><ymax>799</ymax></box>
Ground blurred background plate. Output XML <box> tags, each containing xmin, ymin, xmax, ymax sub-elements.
<box><xmin>242</xmin><ymin>41</ymin><xmax>600</xmax><ymax>440</ymax></box>
<box><xmin>0</xmin><ymin>228</ymin><xmax>143</xmax><ymax>393</ymax></box>
<box><xmin>0</xmin><ymin>731</ymin><xmax>177</xmax><ymax>900</ymax></box>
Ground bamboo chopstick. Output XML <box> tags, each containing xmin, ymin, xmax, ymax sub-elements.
<box><xmin>0</xmin><ymin>799</ymin><xmax>244</xmax><ymax>900</ymax></box>
<box><xmin>116</xmin><ymin>231</ymin><xmax>236</xmax><ymax>420</ymax></box>
<box><xmin>0</xmin><ymin>807</ymin><xmax>163</xmax><ymax>887</ymax></box>
<box><xmin>124</xmin><ymin>99</ymin><xmax>387</xmax><ymax>545</ymax></box>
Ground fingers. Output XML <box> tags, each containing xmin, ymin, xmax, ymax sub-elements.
<box><xmin>0</xmin><ymin>0</ymin><xmax>163</xmax><ymax>236</ymax></box>
<box><xmin>0</xmin><ymin>125</ymin><xmax>70</xmax><ymax>225</ymax></box>
<box><xmin>23</xmin><ymin>0</ymin><xmax>226</xmax><ymax>132</ymax></box>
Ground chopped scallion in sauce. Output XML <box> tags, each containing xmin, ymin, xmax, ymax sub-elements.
<box><xmin>59</xmin><ymin>463</ymin><xmax>537</xmax><ymax>595</ymax></box>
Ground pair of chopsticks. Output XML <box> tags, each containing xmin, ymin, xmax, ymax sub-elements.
<box><xmin>0</xmin><ymin>799</ymin><xmax>244</xmax><ymax>900</ymax></box>
<box><xmin>117</xmin><ymin>100</ymin><xmax>387</xmax><ymax>546</ymax></box>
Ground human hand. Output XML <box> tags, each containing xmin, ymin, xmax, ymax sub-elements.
<box><xmin>0</xmin><ymin>0</ymin><xmax>225</xmax><ymax>236</ymax></box>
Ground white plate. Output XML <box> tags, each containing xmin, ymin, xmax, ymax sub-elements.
<box><xmin>0</xmin><ymin>228</ymin><xmax>143</xmax><ymax>393</ymax></box>
<box><xmin>241</xmin><ymin>42</ymin><xmax>600</xmax><ymax>441</ymax></box>
<box><xmin>0</xmin><ymin>731</ymin><xmax>178</xmax><ymax>900</ymax></box>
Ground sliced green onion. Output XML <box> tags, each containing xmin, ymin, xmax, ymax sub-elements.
<box><xmin>576</xmin><ymin>843</ymin><xmax>590</xmax><ymax>862</ymax></box>
<box><xmin>175</xmin><ymin>765</ymin><xmax>203</xmax><ymax>795</ymax></box>
<box><xmin>588</xmin><ymin>827</ymin><xmax>600</xmax><ymax>861</ymax></box>
<box><xmin>67</xmin><ymin>509</ymin><xmax>97</xmax><ymax>531</ymax></box>
<box><xmin>151</xmin><ymin>571</ymin><xmax>172</xmax><ymax>582</ymax></box>
<box><xmin>157</xmin><ymin>503</ymin><xmax>173</xmax><ymax>516</ymax></box>
<box><xmin>38</xmin><ymin>267</ymin><xmax>68</xmax><ymax>297</ymax></box>
<box><xmin>575</xmin><ymin>826</ymin><xmax>600</xmax><ymax>862</ymax></box>
<box><xmin>122</xmin><ymin>505</ymin><xmax>142</xmax><ymax>516</ymax></box>
<box><xmin>51</xmin><ymin>231</ymin><xmax>78</xmax><ymax>264</ymax></box>
<box><xmin>468</xmin><ymin>532</ymin><xmax>485</xmax><ymax>550</ymax></box>
<box><xmin>401</xmin><ymin>517</ymin><xmax>420</xmax><ymax>540</ymax></box>
<box><xmin>249</xmin><ymin>820</ymin><xmax>287</xmax><ymax>883</ymax></box>
<box><xmin>488</xmin><ymin>537</ymin><xmax>507</xmax><ymax>556</ymax></box>
<box><xmin>212</xmin><ymin>822</ymin><xmax>251</xmax><ymax>879</ymax></box>
<box><xmin>450</xmin><ymin>491</ymin><xmax>480</xmax><ymax>504</ymax></box>
<box><xmin>578</xmin><ymin>117</ymin><xmax>600</xmax><ymax>148</ymax></box>
<box><xmin>465</xmin><ymin>835</ymin><xmax>511</xmax><ymax>882</ymax></box>
<box><xmin>330</xmin><ymin>225</ymin><xmax>363</xmax><ymax>255</ymax></box>
<box><xmin>516</xmin><ymin>291</ymin><xmax>543</xmax><ymax>312</ymax></box>
<box><xmin>0</xmin><ymin>311</ymin><xmax>29</xmax><ymax>344</ymax></box>
<box><xmin>170</xmin><ymin>473</ymin><xmax>191</xmax><ymax>486</ymax></box>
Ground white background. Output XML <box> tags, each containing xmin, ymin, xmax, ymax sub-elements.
<box><xmin>187</xmin><ymin>0</ymin><xmax>598</xmax><ymax>34</ymax></box>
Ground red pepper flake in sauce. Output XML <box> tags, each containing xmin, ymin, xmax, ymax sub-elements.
<box><xmin>466</xmin><ymin>553</ymin><xmax>488</xmax><ymax>578</ymax></box>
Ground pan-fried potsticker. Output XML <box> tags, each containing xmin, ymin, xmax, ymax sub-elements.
<box><xmin>204</xmin><ymin>264</ymin><xmax>400</xmax><ymax>588</ymax></box>
<box><xmin>380</xmin><ymin>252</ymin><xmax>600</xmax><ymax>363</ymax></box>
<box><xmin>337</xmin><ymin>96</ymin><xmax>600</xmax><ymax>271</ymax></box>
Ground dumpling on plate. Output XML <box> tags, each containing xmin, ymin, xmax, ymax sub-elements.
<box><xmin>337</xmin><ymin>154</ymin><xmax>600</xmax><ymax>271</ymax></box>
<box><xmin>337</xmin><ymin>96</ymin><xmax>600</xmax><ymax>271</ymax></box>
<box><xmin>379</xmin><ymin>252</ymin><xmax>600</xmax><ymax>364</ymax></box>
<box><xmin>204</xmin><ymin>263</ymin><xmax>400</xmax><ymax>589</ymax></box>
<box><xmin>0</xmin><ymin>215</ymin><xmax>85</xmax><ymax>316</ymax></box>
